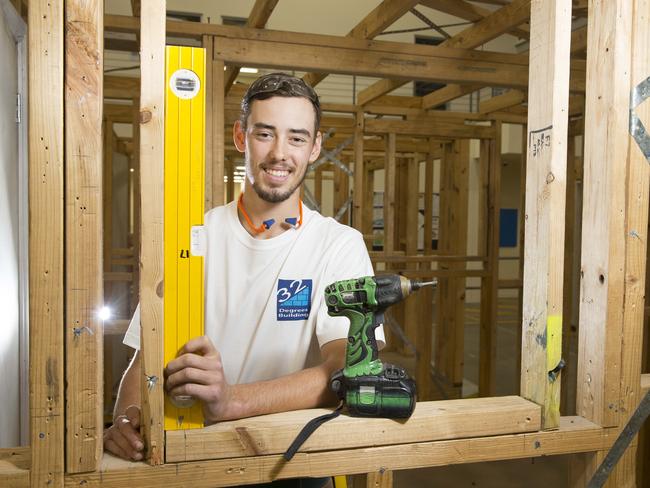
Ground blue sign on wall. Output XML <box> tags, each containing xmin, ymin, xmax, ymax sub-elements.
<box><xmin>499</xmin><ymin>209</ymin><xmax>518</xmax><ymax>247</ymax></box>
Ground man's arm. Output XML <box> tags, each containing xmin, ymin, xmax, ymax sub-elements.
<box><xmin>165</xmin><ymin>337</ymin><xmax>346</xmax><ymax>422</ymax></box>
<box><xmin>113</xmin><ymin>351</ymin><xmax>141</xmax><ymax>418</ymax></box>
<box><xmin>103</xmin><ymin>351</ymin><xmax>144</xmax><ymax>460</ymax></box>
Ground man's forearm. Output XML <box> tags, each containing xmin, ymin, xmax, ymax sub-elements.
<box><xmin>213</xmin><ymin>339</ymin><xmax>346</xmax><ymax>422</ymax></box>
<box><xmin>218</xmin><ymin>362</ymin><xmax>338</xmax><ymax>422</ymax></box>
<box><xmin>113</xmin><ymin>351</ymin><xmax>142</xmax><ymax>420</ymax></box>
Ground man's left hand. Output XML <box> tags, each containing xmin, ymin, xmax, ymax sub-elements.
<box><xmin>164</xmin><ymin>335</ymin><xmax>235</xmax><ymax>422</ymax></box>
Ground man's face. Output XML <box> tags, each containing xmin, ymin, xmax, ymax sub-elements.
<box><xmin>234</xmin><ymin>96</ymin><xmax>322</xmax><ymax>203</ymax></box>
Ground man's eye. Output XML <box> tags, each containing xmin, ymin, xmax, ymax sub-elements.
<box><xmin>256</xmin><ymin>132</ymin><xmax>272</xmax><ymax>139</ymax></box>
<box><xmin>290</xmin><ymin>137</ymin><xmax>307</xmax><ymax>144</ymax></box>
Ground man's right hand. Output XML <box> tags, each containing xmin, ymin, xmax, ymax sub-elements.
<box><xmin>103</xmin><ymin>405</ymin><xmax>144</xmax><ymax>461</ymax></box>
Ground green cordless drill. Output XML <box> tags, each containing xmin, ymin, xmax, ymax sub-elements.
<box><xmin>325</xmin><ymin>274</ymin><xmax>434</xmax><ymax>419</ymax></box>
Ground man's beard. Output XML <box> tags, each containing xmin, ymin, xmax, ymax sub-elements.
<box><xmin>248</xmin><ymin>163</ymin><xmax>308</xmax><ymax>203</ymax></box>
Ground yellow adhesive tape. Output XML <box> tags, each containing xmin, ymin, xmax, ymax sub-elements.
<box><xmin>546</xmin><ymin>315</ymin><xmax>562</xmax><ymax>373</ymax></box>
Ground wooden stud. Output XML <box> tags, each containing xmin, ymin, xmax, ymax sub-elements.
<box><xmin>577</xmin><ymin>0</ymin><xmax>632</xmax><ymax>429</ymax></box>
<box><xmin>568</xmin><ymin>451</ymin><xmax>606</xmax><ymax>487</ymax></box>
<box><xmin>388</xmin><ymin>158</ymin><xmax>409</xmax><ymax>349</ymax></box>
<box><xmin>381</xmin><ymin>134</ymin><xmax>397</xmax><ymax>350</ymax></box>
<box><xmin>449</xmin><ymin>141</ymin><xmax>469</xmax><ymax>389</ymax></box>
<box><xmin>383</xmin><ymin>133</ymin><xmax>396</xmax><ymax>255</ymax></box>
<box><xmin>334</xmin><ymin>160</ymin><xmax>350</xmax><ymax>224</ymax></box>
<box><xmin>353</xmin><ymin>111</ymin><xmax>364</xmax><ymax>231</ymax></box>
<box><xmin>138</xmin><ymin>0</ymin><xmax>166</xmax><ymax>465</ymax></box>
<box><xmin>226</xmin><ymin>160</ymin><xmax>235</xmax><ymax>203</ymax></box>
<box><xmin>212</xmin><ymin>56</ymin><xmax>225</xmax><ymax>207</ymax></box>
<box><xmin>520</xmin><ymin>0</ymin><xmax>572</xmax><ymax>430</ymax></box>
<box><xmin>561</xmin><ymin>134</ymin><xmax>578</xmax><ymax>415</ymax></box>
<box><xmin>65</xmin><ymin>0</ymin><xmax>104</xmax><ymax>472</ymax></box>
<box><xmin>403</xmin><ymin>155</ymin><xmax>419</xmax><ymax>357</ymax></box>
<box><xmin>28</xmin><ymin>0</ymin><xmax>65</xmax><ymax>485</ymax></box>
<box><xmin>103</xmin><ymin>121</ymin><xmax>114</xmax><ymax>276</ymax></box>
<box><xmin>366</xmin><ymin>469</ymin><xmax>393</xmax><ymax>488</ymax></box>
<box><xmin>516</xmin><ymin>124</ymin><xmax>527</xmax><ymax>396</ymax></box>
<box><xmin>423</xmin><ymin>140</ymin><xmax>436</xmax><ymax>256</ymax></box>
<box><xmin>435</xmin><ymin>141</ymin><xmax>469</xmax><ymax>394</ymax></box>
<box><xmin>131</xmin><ymin>99</ymin><xmax>141</xmax><ymax>315</ymax></box>
<box><xmin>363</xmin><ymin>165</ymin><xmax>374</xmax><ymax>240</ymax></box>
<box><xmin>417</xmin><ymin>142</ymin><xmax>436</xmax><ymax>401</ymax></box>
<box><xmin>608</xmin><ymin>0</ymin><xmax>650</xmax><ymax>483</ymax></box>
<box><xmin>314</xmin><ymin>166</ymin><xmax>323</xmax><ymax>209</ymax></box>
<box><xmin>479</xmin><ymin>125</ymin><xmax>502</xmax><ymax>397</ymax></box>
<box><xmin>434</xmin><ymin>143</ymin><xmax>452</xmax><ymax>385</ymax></box>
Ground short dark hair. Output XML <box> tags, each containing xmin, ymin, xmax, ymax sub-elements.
<box><xmin>239</xmin><ymin>72</ymin><xmax>321</xmax><ymax>134</ymax></box>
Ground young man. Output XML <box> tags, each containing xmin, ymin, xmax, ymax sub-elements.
<box><xmin>103</xmin><ymin>73</ymin><xmax>382</xmax><ymax>472</ymax></box>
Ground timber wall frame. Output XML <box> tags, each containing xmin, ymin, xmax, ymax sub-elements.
<box><xmin>2</xmin><ymin>0</ymin><xmax>650</xmax><ymax>487</ymax></box>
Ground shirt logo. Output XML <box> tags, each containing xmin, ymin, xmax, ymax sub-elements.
<box><xmin>277</xmin><ymin>279</ymin><xmax>312</xmax><ymax>321</ymax></box>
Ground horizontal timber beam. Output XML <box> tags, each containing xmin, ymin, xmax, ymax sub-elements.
<box><xmin>213</xmin><ymin>38</ymin><xmax>531</xmax><ymax>89</ymax></box>
<box><xmin>365</xmin><ymin>118</ymin><xmax>496</xmax><ymax>139</ymax></box>
<box><xmin>104</xmin><ymin>75</ymin><xmax>139</xmax><ymax>99</ymax></box>
<box><xmin>103</xmin><ymin>15</ymin><xmax>585</xmax><ymax>92</ymax></box>
<box><xmin>104</xmin><ymin>103</ymin><xmax>135</xmax><ymax>123</ymax></box>
<box><xmin>62</xmin><ymin>416</ymin><xmax>614</xmax><ymax>488</ymax></box>
<box><xmin>167</xmin><ymin>396</ymin><xmax>539</xmax><ymax>462</ymax></box>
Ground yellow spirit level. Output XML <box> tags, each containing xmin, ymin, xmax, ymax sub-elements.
<box><xmin>164</xmin><ymin>46</ymin><xmax>206</xmax><ymax>430</ymax></box>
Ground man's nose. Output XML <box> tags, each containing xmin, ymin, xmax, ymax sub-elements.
<box><xmin>269</xmin><ymin>137</ymin><xmax>287</xmax><ymax>162</ymax></box>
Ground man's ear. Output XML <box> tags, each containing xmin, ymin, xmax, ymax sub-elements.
<box><xmin>233</xmin><ymin>120</ymin><xmax>246</xmax><ymax>153</ymax></box>
<box><xmin>309</xmin><ymin>131</ymin><xmax>323</xmax><ymax>163</ymax></box>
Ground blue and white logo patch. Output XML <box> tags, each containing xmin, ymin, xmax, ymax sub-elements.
<box><xmin>277</xmin><ymin>279</ymin><xmax>312</xmax><ymax>321</ymax></box>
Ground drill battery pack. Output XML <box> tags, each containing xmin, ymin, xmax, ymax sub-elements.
<box><xmin>330</xmin><ymin>364</ymin><xmax>417</xmax><ymax>418</ymax></box>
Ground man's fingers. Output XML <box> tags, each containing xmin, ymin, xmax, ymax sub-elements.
<box><xmin>116</xmin><ymin>416</ymin><xmax>144</xmax><ymax>451</ymax></box>
<box><xmin>105</xmin><ymin>426</ymin><xmax>143</xmax><ymax>461</ymax></box>
<box><xmin>125</xmin><ymin>405</ymin><xmax>141</xmax><ymax>429</ymax></box>
<box><xmin>166</xmin><ymin>367</ymin><xmax>216</xmax><ymax>391</ymax></box>
<box><xmin>179</xmin><ymin>335</ymin><xmax>219</xmax><ymax>357</ymax></box>
<box><xmin>165</xmin><ymin>352</ymin><xmax>220</xmax><ymax>376</ymax></box>
<box><xmin>104</xmin><ymin>438</ymin><xmax>130</xmax><ymax>461</ymax></box>
<box><xmin>168</xmin><ymin>383</ymin><xmax>219</xmax><ymax>404</ymax></box>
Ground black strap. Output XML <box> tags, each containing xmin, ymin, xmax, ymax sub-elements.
<box><xmin>283</xmin><ymin>403</ymin><xmax>344</xmax><ymax>461</ymax></box>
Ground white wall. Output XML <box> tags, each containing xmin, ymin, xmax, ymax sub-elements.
<box><xmin>0</xmin><ymin>2</ymin><xmax>21</xmax><ymax>448</ymax></box>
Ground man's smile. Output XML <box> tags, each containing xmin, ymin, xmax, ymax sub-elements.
<box><xmin>264</xmin><ymin>168</ymin><xmax>290</xmax><ymax>177</ymax></box>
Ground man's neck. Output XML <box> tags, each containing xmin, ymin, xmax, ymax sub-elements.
<box><xmin>238</xmin><ymin>188</ymin><xmax>302</xmax><ymax>239</ymax></box>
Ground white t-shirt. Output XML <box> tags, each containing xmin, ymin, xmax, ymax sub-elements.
<box><xmin>124</xmin><ymin>201</ymin><xmax>383</xmax><ymax>384</ymax></box>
